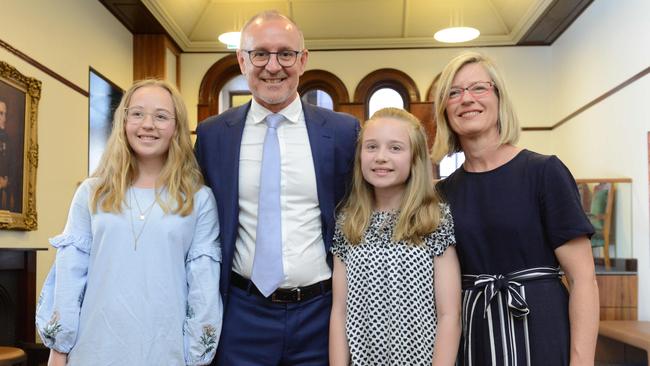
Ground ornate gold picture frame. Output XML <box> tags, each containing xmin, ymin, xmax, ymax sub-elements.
<box><xmin>0</xmin><ymin>61</ymin><xmax>40</xmax><ymax>230</ymax></box>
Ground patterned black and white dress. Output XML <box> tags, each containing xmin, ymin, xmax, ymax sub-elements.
<box><xmin>331</xmin><ymin>205</ymin><xmax>456</xmax><ymax>366</ymax></box>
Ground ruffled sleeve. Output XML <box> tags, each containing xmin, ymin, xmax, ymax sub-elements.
<box><xmin>36</xmin><ymin>180</ymin><xmax>94</xmax><ymax>353</ymax></box>
<box><xmin>427</xmin><ymin>203</ymin><xmax>456</xmax><ymax>257</ymax></box>
<box><xmin>183</xmin><ymin>187</ymin><xmax>223</xmax><ymax>366</ymax></box>
<box><xmin>330</xmin><ymin>213</ymin><xmax>350</xmax><ymax>263</ymax></box>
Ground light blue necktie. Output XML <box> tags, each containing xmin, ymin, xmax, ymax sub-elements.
<box><xmin>251</xmin><ymin>113</ymin><xmax>285</xmax><ymax>297</ymax></box>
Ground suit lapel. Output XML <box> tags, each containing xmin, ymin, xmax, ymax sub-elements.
<box><xmin>303</xmin><ymin>104</ymin><xmax>335</xmax><ymax>226</ymax></box>
<box><xmin>221</xmin><ymin>103</ymin><xmax>250</xmax><ymax>273</ymax></box>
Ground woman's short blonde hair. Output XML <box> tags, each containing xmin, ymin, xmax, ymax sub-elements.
<box><xmin>431</xmin><ymin>51</ymin><xmax>520</xmax><ymax>163</ymax></box>
<box><xmin>90</xmin><ymin>79</ymin><xmax>202</xmax><ymax>216</ymax></box>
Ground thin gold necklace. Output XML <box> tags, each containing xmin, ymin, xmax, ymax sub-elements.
<box><xmin>132</xmin><ymin>187</ymin><xmax>157</xmax><ymax>220</ymax></box>
<box><xmin>129</xmin><ymin>188</ymin><xmax>157</xmax><ymax>250</ymax></box>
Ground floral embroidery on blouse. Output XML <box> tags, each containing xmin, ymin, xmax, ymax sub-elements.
<box><xmin>199</xmin><ymin>325</ymin><xmax>217</xmax><ymax>359</ymax></box>
<box><xmin>43</xmin><ymin>311</ymin><xmax>63</xmax><ymax>344</ymax></box>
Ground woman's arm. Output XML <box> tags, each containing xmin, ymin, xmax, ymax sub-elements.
<box><xmin>47</xmin><ymin>349</ymin><xmax>67</xmax><ymax>366</ymax></box>
<box><xmin>431</xmin><ymin>246</ymin><xmax>462</xmax><ymax>366</ymax></box>
<box><xmin>183</xmin><ymin>190</ymin><xmax>223</xmax><ymax>366</ymax></box>
<box><xmin>555</xmin><ymin>236</ymin><xmax>599</xmax><ymax>366</ymax></box>
<box><xmin>329</xmin><ymin>256</ymin><xmax>350</xmax><ymax>366</ymax></box>
<box><xmin>37</xmin><ymin>182</ymin><xmax>93</xmax><ymax>360</ymax></box>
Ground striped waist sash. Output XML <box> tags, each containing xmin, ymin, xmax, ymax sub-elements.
<box><xmin>460</xmin><ymin>266</ymin><xmax>561</xmax><ymax>366</ymax></box>
<box><xmin>462</xmin><ymin>266</ymin><xmax>561</xmax><ymax>319</ymax></box>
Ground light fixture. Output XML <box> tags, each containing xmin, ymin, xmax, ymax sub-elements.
<box><xmin>434</xmin><ymin>26</ymin><xmax>480</xmax><ymax>43</ymax></box>
<box><xmin>218</xmin><ymin>31</ymin><xmax>241</xmax><ymax>49</ymax></box>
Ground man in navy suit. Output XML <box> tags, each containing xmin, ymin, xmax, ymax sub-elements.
<box><xmin>195</xmin><ymin>10</ymin><xmax>359</xmax><ymax>366</ymax></box>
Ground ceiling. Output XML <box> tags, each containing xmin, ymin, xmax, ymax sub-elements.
<box><xmin>101</xmin><ymin>0</ymin><xmax>593</xmax><ymax>52</ymax></box>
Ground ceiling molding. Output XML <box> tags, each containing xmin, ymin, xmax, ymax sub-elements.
<box><xmin>140</xmin><ymin>0</ymin><xmax>193</xmax><ymax>50</ymax></box>
<box><xmin>100</xmin><ymin>0</ymin><xmax>592</xmax><ymax>52</ymax></box>
<box><xmin>518</xmin><ymin>0</ymin><xmax>594</xmax><ymax>45</ymax></box>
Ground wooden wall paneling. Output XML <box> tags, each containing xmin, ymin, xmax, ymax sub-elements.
<box><xmin>597</xmin><ymin>275</ymin><xmax>637</xmax><ymax>307</ymax></box>
<box><xmin>409</xmin><ymin>101</ymin><xmax>435</xmax><ymax>149</ymax></box>
<box><xmin>600</xmin><ymin>308</ymin><xmax>638</xmax><ymax>321</ymax></box>
<box><xmin>596</xmin><ymin>275</ymin><xmax>637</xmax><ymax>320</ymax></box>
<box><xmin>338</xmin><ymin>103</ymin><xmax>365</xmax><ymax>123</ymax></box>
<box><xmin>134</xmin><ymin>34</ymin><xmax>166</xmax><ymax>81</ymax></box>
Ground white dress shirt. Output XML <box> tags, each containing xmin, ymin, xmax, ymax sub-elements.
<box><xmin>232</xmin><ymin>96</ymin><xmax>331</xmax><ymax>287</ymax></box>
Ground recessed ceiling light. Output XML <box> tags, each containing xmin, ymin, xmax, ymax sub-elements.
<box><xmin>218</xmin><ymin>31</ymin><xmax>240</xmax><ymax>49</ymax></box>
<box><xmin>434</xmin><ymin>27</ymin><xmax>480</xmax><ymax>43</ymax></box>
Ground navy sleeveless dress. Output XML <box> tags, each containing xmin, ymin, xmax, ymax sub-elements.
<box><xmin>437</xmin><ymin>150</ymin><xmax>593</xmax><ymax>366</ymax></box>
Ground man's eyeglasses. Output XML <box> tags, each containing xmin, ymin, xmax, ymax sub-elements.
<box><xmin>125</xmin><ymin>107</ymin><xmax>175</xmax><ymax>127</ymax></box>
<box><xmin>242</xmin><ymin>49</ymin><xmax>303</xmax><ymax>67</ymax></box>
<box><xmin>447</xmin><ymin>81</ymin><xmax>495</xmax><ymax>103</ymax></box>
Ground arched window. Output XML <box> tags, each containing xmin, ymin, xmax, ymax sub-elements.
<box><xmin>354</xmin><ymin>68</ymin><xmax>420</xmax><ymax>120</ymax></box>
<box><xmin>197</xmin><ymin>54</ymin><xmax>241</xmax><ymax>122</ymax></box>
<box><xmin>301</xmin><ymin>89</ymin><xmax>334</xmax><ymax>110</ymax></box>
<box><xmin>368</xmin><ymin>87</ymin><xmax>404</xmax><ymax>117</ymax></box>
<box><xmin>219</xmin><ymin>75</ymin><xmax>249</xmax><ymax>113</ymax></box>
<box><xmin>298</xmin><ymin>70</ymin><xmax>349</xmax><ymax>111</ymax></box>
<box><xmin>438</xmin><ymin>152</ymin><xmax>465</xmax><ymax>179</ymax></box>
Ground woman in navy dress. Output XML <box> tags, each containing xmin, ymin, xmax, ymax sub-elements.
<box><xmin>431</xmin><ymin>52</ymin><xmax>599</xmax><ymax>366</ymax></box>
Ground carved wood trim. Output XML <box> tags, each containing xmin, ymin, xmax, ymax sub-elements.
<box><xmin>298</xmin><ymin>69</ymin><xmax>350</xmax><ymax>110</ymax></box>
<box><xmin>197</xmin><ymin>54</ymin><xmax>241</xmax><ymax>122</ymax></box>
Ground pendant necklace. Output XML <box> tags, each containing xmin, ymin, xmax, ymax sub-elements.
<box><xmin>132</xmin><ymin>188</ymin><xmax>157</xmax><ymax>220</ymax></box>
<box><xmin>129</xmin><ymin>188</ymin><xmax>157</xmax><ymax>250</ymax></box>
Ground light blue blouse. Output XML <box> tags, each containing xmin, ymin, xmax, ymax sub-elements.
<box><xmin>36</xmin><ymin>179</ymin><xmax>223</xmax><ymax>366</ymax></box>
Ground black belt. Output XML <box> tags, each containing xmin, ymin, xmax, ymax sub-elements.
<box><xmin>230</xmin><ymin>271</ymin><xmax>331</xmax><ymax>303</ymax></box>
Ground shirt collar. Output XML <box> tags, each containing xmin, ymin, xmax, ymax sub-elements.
<box><xmin>250</xmin><ymin>94</ymin><xmax>303</xmax><ymax>125</ymax></box>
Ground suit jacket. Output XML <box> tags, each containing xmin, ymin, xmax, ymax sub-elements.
<box><xmin>195</xmin><ymin>101</ymin><xmax>360</xmax><ymax>300</ymax></box>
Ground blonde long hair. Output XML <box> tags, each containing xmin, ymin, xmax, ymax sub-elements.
<box><xmin>431</xmin><ymin>51</ymin><xmax>520</xmax><ymax>163</ymax></box>
<box><xmin>340</xmin><ymin>107</ymin><xmax>442</xmax><ymax>245</ymax></box>
<box><xmin>90</xmin><ymin>79</ymin><xmax>202</xmax><ymax>216</ymax></box>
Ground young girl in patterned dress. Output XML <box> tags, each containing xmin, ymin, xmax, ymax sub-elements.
<box><xmin>329</xmin><ymin>107</ymin><xmax>461</xmax><ymax>366</ymax></box>
<box><xmin>36</xmin><ymin>80</ymin><xmax>222</xmax><ymax>366</ymax></box>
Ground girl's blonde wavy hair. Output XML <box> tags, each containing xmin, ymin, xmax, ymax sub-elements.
<box><xmin>90</xmin><ymin>79</ymin><xmax>202</xmax><ymax>216</ymax></box>
<box><xmin>340</xmin><ymin>107</ymin><xmax>442</xmax><ymax>245</ymax></box>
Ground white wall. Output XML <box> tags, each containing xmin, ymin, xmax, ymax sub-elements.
<box><xmin>549</xmin><ymin>0</ymin><xmax>650</xmax><ymax>319</ymax></box>
<box><xmin>0</xmin><ymin>0</ymin><xmax>133</xmax><ymax>323</ymax></box>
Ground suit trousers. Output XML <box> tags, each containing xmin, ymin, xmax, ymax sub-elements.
<box><xmin>213</xmin><ymin>285</ymin><xmax>331</xmax><ymax>366</ymax></box>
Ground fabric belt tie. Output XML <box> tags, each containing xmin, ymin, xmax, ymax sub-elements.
<box><xmin>463</xmin><ymin>266</ymin><xmax>561</xmax><ymax>319</ymax></box>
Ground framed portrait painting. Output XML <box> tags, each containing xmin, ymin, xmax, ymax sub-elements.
<box><xmin>0</xmin><ymin>61</ymin><xmax>41</xmax><ymax>230</ymax></box>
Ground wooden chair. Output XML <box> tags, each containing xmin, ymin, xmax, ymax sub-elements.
<box><xmin>588</xmin><ymin>182</ymin><xmax>616</xmax><ymax>269</ymax></box>
<box><xmin>0</xmin><ymin>346</ymin><xmax>26</xmax><ymax>366</ymax></box>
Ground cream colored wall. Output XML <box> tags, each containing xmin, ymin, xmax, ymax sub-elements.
<box><xmin>180</xmin><ymin>48</ymin><xmax>555</xmax><ymax>131</ymax></box>
<box><xmin>0</xmin><ymin>0</ymin><xmax>133</xmax><ymax>327</ymax></box>
<box><xmin>548</xmin><ymin>0</ymin><xmax>650</xmax><ymax>319</ymax></box>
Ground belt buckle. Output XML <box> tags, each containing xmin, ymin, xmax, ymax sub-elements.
<box><xmin>270</xmin><ymin>287</ymin><xmax>301</xmax><ymax>303</ymax></box>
